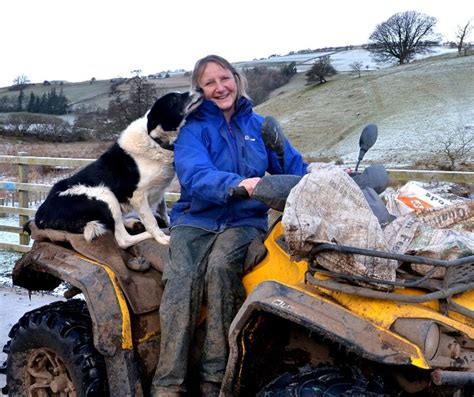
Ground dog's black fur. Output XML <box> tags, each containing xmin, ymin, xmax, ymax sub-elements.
<box><xmin>34</xmin><ymin>91</ymin><xmax>202</xmax><ymax>248</ymax></box>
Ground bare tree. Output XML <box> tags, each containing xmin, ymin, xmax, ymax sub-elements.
<box><xmin>12</xmin><ymin>74</ymin><xmax>30</xmax><ymax>90</ymax></box>
<box><xmin>455</xmin><ymin>20</ymin><xmax>472</xmax><ymax>55</ymax></box>
<box><xmin>369</xmin><ymin>11</ymin><xmax>440</xmax><ymax>65</ymax></box>
<box><xmin>106</xmin><ymin>76</ymin><xmax>162</xmax><ymax>135</ymax></box>
<box><xmin>435</xmin><ymin>126</ymin><xmax>474</xmax><ymax>170</ymax></box>
<box><xmin>349</xmin><ymin>61</ymin><xmax>364</xmax><ymax>78</ymax></box>
<box><xmin>244</xmin><ymin>64</ymin><xmax>296</xmax><ymax>105</ymax></box>
<box><xmin>305</xmin><ymin>55</ymin><xmax>337</xmax><ymax>84</ymax></box>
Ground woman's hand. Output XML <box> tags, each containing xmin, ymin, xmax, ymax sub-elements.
<box><xmin>238</xmin><ymin>177</ymin><xmax>261</xmax><ymax>197</ymax></box>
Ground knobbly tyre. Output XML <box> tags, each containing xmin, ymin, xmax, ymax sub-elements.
<box><xmin>1</xmin><ymin>124</ymin><xmax>473</xmax><ymax>397</ymax></box>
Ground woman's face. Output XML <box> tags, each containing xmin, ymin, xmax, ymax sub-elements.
<box><xmin>198</xmin><ymin>62</ymin><xmax>238</xmax><ymax>119</ymax></box>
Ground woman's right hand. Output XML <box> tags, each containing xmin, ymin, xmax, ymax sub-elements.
<box><xmin>238</xmin><ymin>177</ymin><xmax>261</xmax><ymax>197</ymax></box>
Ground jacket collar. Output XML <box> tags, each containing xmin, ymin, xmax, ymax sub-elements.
<box><xmin>192</xmin><ymin>97</ymin><xmax>253</xmax><ymax>122</ymax></box>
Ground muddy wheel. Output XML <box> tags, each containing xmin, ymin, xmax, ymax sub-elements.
<box><xmin>256</xmin><ymin>364</ymin><xmax>385</xmax><ymax>396</ymax></box>
<box><xmin>3</xmin><ymin>299</ymin><xmax>108</xmax><ymax>397</ymax></box>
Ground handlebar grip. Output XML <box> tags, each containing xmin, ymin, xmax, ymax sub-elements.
<box><xmin>229</xmin><ymin>186</ymin><xmax>250</xmax><ymax>199</ymax></box>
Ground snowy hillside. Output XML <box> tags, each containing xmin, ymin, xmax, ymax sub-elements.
<box><xmin>255</xmin><ymin>51</ymin><xmax>473</xmax><ymax>169</ymax></box>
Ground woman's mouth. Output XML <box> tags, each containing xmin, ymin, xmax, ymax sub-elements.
<box><xmin>215</xmin><ymin>93</ymin><xmax>229</xmax><ymax>100</ymax></box>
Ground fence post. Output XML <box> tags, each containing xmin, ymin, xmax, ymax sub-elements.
<box><xmin>18</xmin><ymin>151</ymin><xmax>30</xmax><ymax>246</ymax></box>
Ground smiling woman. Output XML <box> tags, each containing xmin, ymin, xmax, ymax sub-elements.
<box><xmin>150</xmin><ymin>54</ymin><xmax>308</xmax><ymax>396</ymax></box>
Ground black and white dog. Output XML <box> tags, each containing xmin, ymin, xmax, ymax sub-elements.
<box><xmin>34</xmin><ymin>91</ymin><xmax>202</xmax><ymax>249</ymax></box>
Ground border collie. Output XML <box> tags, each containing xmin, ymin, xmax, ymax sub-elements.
<box><xmin>34</xmin><ymin>91</ymin><xmax>202</xmax><ymax>249</ymax></box>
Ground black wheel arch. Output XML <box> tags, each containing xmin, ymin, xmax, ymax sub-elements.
<box><xmin>221</xmin><ymin>281</ymin><xmax>425</xmax><ymax>396</ymax></box>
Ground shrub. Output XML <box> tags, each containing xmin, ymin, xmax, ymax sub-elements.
<box><xmin>305</xmin><ymin>56</ymin><xmax>337</xmax><ymax>84</ymax></box>
<box><xmin>433</xmin><ymin>125</ymin><xmax>474</xmax><ymax>170</ymax></box>
<box><xmin>4</xmin><ymin>113</ymin><xmax>73</xmax><ymax>142</ymax></box>
<box><xmin>244</xmin><ymin>63</ymin><xmax>296</xmax><ymax>105</ymax></box>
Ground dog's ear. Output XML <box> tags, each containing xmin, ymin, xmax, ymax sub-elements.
<box><xmin>147</xmin><ymin>93</ymin><xmax>180</xmax><ymax>133</ymax></box>
<box><xmin>147</xmin><ymin>98</ymin><xmax>163</xmax><ymax>133</ymax></box>
<box><xmin>147</xmin><ymin>92</ymin><xmax>195</xmax><ymax>133</ymax></box>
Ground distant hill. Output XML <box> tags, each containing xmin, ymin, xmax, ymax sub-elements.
<box><xmin>0</xmin><ymin>75</ymin><xmax>191</xmax><ymax>111</ymax></box>
<box><xmin>255</xmin><ymin>52</ymin><xmax>473</xmax><ymax>168</ymax></box>
<box><xmin>0</xmin><ymin>47</ymin><xmax>456</xmax><ymax>112</ymax></box>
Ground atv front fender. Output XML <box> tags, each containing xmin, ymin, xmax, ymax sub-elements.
<box><xmin>14</xmin><ymin>241</ymin><xmax>133</xmax><ymax>355</ymax></box>
<box><xmin>222</xmin><ymin>280</ymin><xmax>427</xmax><ymax>395</ymax></box>
<box><xmin>12</xmin><ymin>241</ymin><xmax>143</xmax><ymax>396</ymax></box>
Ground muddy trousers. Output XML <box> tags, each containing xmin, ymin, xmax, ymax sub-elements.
<box><xmin>152</xmin><ymin>225</ymin><xmax>262</xmax><ymax>393</ymax></box>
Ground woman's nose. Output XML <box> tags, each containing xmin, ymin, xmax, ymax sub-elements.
<box><xmin>215</xmin><ymin>80</ymin><xmax>225</xmax><ymax>91</ymax></box>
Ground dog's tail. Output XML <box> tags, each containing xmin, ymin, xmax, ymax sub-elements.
<box><xmin>84</xmin><ymin>221</ymin><xmax>108</xmax><ymax>241</ymax></box>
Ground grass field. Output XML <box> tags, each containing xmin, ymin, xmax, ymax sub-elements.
<box><xmin>255</xmin><ymin>52</ymin><xmax>473</xmax><ymax>168</ymax></box>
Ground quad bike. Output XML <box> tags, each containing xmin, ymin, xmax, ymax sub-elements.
<box><xmin>1</xmin><ymin>124</ymin><xmax>474</xmax><ymax>397</ymax></box>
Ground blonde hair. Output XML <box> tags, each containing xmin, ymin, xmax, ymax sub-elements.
<box><xmin>191</xmin><ymin>55</ymin><xmax>249</xmax><ymax>99</ymax></box>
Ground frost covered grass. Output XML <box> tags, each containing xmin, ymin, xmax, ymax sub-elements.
<box><xmin>256</xmin><ymin>51</ymin><xmax>473</xmax><ymax>171</ymax></box>
<box><xmin>0</xmin><ymin>215</ymin><xmax>31</xmax><ymax>285</ymax></box>
<box><xmin>0</xmin><ymin>249</ymin><xmax>21</xmax><ymax>287</ymax></box>
<box><xmin>330</xmin><ymin>55</ymin><xmax>474</xmax><ymax>168</ymax></box>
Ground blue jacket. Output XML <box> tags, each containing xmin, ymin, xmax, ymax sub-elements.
<box><xmin>170</xmin><ymin>97</ymin><xmax>307</xmax><ymax>232</ymax></box>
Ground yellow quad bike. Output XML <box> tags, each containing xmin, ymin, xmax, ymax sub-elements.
<box><xmin>2</xmin><ymin>208</ymin><xmax>474</xmax><ymax>397</ymax></box>
<box><xmin>3</xmin><ymin>187</ymin><xmax>474</xmax><ymax>396</ymax></box>
<box><xmin>1</xmin><ymin>125</ymin><xmax>474</xmax><ymax>396</ymax></box>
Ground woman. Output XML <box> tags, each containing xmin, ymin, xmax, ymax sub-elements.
<box><xmin>152</xmin><ymin>55</ymin><xmax>307</xmax><ymax>397</ymax></box>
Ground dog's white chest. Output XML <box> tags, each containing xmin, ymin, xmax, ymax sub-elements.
<box><xmin>136</xmin><ymin>155</ymin><xmax>175</xmax><ymax>188</ymax></box>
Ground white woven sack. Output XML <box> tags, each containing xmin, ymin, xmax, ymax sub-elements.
<box><xmin>282</xmin><ymin>163</ymin><xmax>397</xmax><ymax>285</ymax></box>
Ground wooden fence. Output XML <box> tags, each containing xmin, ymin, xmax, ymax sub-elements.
<box><xmin>1</xmin><ymin>153</ymin><xmax>473</xmax><ymax>253</ymax></box>
<box><xmin>0</xmin><ymin>154</ymin><xmax>93</xmax><ymax>252</ymax></box>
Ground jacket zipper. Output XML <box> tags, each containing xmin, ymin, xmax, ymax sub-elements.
<box><xmin>226</xmin><ymin>122</ymin><xmax>240</xmax><ymax>174</ymax></box>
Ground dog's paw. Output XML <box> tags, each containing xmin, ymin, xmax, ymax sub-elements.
<box><xmin>124</xmin><ymin>217</ymin><xmax>146</xmax><ymax>235</ymax></box>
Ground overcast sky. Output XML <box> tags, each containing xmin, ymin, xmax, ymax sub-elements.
<box><xmin>1</xmin><ymin>0</ymin><xmax>472</xmax><ymax>87</ymax></box>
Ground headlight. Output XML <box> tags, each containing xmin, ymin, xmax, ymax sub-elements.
<box><xmin>391</xmin><ymin>319</ymin><xmax>440</xmax><ymax>361</ymax></box>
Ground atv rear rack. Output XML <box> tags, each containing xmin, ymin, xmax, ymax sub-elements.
<box><xmin>306</xmin><ymin>243</ymin><xmax>474</xmax><ymax>317</ymax></box>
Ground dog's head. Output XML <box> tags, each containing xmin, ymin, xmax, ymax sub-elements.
<box><xmin>147</xmin><ymin>91</ymin><xmax>202</xmax><ymax>151</ymax></box>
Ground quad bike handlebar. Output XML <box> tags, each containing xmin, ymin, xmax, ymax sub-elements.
<box><xmin>229</xmin><ymin>186</ymin><xmax>250</xmax><ymax>200</ymax></box>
